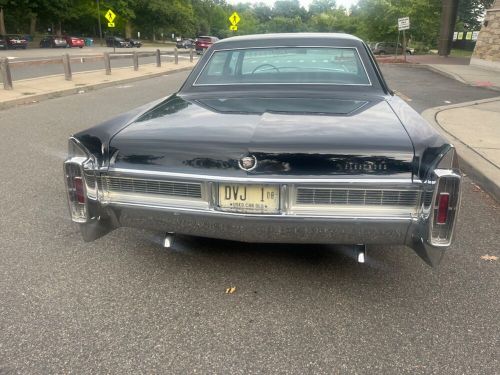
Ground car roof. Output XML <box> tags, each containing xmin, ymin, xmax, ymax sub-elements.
<box><xmin>221</xmin><ymin>32</ymin><xmax>361</xmax><ymax>43</ymax></box>
<box><xmin>213</xmin><ymin>33</ymin><xmax>364</xmax><ymax>50</ymax></box>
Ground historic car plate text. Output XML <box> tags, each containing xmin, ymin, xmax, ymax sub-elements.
<box><xmin>218</xmin><ymin>184</ymin><xmax>280</xmax><ymax>214</ymax></box>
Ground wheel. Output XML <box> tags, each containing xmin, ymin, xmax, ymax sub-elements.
<box><xmin>79</xmin><ymin>46</ymin><xmax>83</xmax><ymax>48</ymax></box>
<box><xmin>251</xmin><ymin>63</ymin><xmax>279</xmax><ymax>74</ymax></box>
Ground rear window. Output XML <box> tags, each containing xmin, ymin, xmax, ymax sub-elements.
<box><xmin>195</xmin><ymin>47</ymin><xmax>371</xmax><ymax>86</ymax></box>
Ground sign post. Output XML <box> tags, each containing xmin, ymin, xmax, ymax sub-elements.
<box><xmin>398</xmin><ymin>17</ymin><xmax>410</xmax><ymax>62</ymax></box>
<box><xmin>229</xmin><ymin>11</ymin><xmax>240</xmax><ymax>32</ymax></box>
<box><xmin>105</xmin><ymin>9</ymin><xmax>117</xmax><ymax>52</ymax></box>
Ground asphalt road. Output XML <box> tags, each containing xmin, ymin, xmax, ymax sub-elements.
<box><xmin>0</xmin><ymin>67</ymin><xmax>499</xmax><ymax>374</ymax></box>
<box><xmin>0</xmin><ymin>46</ymin><xmax>196</xmax><ymax>82</ymax></box>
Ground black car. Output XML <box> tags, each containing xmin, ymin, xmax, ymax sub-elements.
<box><xmin>1</xmin><ymin>34</ymin><xmax>28</xmax><ymax>49</ymax></box>
<box><xmin>0</xmin><ymin>36</ymin><xmax>7</xmax><ymax>49</ymax></box>
<box><xmin>64</xmin><ymin>33</ymin><xmax>462</xmax><ymax>267</ymax></box>
<box><xmin>125</xmin><ymin>38</ymin><xmax>142</xmax><ymax>48</ymax></box>
<box><xmin>105</xmin><ymin>36</ymin><xmax>130</xmax><ymax>48</ymax></box>
<box><xmin>176</xmin><ymin>38</ymin><xmax>194</xmax><ymax>49</ymax></box>
<box><xmin>39</xmin><ymin>35</ymin><xmax>68</xmax><ymax>48</ymax></box>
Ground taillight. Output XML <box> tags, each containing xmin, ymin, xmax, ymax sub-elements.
<box><xmin>436</xmin><ymin>193</ymin><xmax>449</xmax><ymax>224</ymax></box>
<box><xmin>74</xmin><ymin>177</ymin><xmax>86</xmax><ymax>204</ymax></box>
<box><xmin>65</xmin><ymin>162</ymin><xmax>88</xmax><ymax>222</ymax></box>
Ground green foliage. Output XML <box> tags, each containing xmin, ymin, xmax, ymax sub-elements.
<box><xmin>457</xmin><ymin>0</ymin><xmax>494</xmax><ymax>30</ymax></box>
<box><xmin>0</xmin><ymin>0</ymin><xmax>493</xmax><ymax>50</ymax></box>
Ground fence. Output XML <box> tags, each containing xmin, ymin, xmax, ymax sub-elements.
<box><xmin>0</xmin><ymin>48</ymin><xmax>195</xmax><ymax>90</ymax></box>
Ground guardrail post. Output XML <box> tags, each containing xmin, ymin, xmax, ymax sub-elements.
<box><xmin>62</xmin><ymin>54</ymin><xmax>72</xmax><ymax>81</ymax></box>
<box><xmin>133</xmin><ymin>51</ymin><xmax>139</xmax><ymax>71</ymax></box>
<box><xmin>0</xmin><ymin>58</ymin><xmax>13</xmax><ymax>90</ymax></box>
<box><xmin>156</xmin><ymin>49</ymin><xmax>161</xmax><ymax>67</ymax></box>
<box><xmin>190</xmin><ymin>48</ymin><xmax>194</xmax><ymax>63</ymax></box>
<box><xmin>174</xmin><ymin>48</ymin><xmax>178</xmax><ymax>65</ymax></box>
<box><xmin>104</xmin><ymin>52</ymin><xmax>111</xmax><ymax>75</ymax></box>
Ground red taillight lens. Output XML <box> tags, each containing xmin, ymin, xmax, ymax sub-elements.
<box><xmin>437</xmin><ymin>193</ymin><xmax>449</xmax><ymax>224</ymax></box>
<box><xmin>74</xmin><ymin>177</ymin><xmax>85</xmax><ymax>204</ymax></box>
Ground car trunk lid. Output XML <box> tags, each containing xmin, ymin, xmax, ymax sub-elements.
<box><xmin>109</xmin><ymin>95</ymin><xmax>415</xmax><ymax>178</ymax></box>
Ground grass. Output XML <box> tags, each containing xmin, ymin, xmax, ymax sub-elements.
<box><xmin>450</xmin><ymin>49</ymin><xmax>473</xmax><ymax>58</ymax></box>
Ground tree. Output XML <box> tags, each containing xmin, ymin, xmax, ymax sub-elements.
<box><xmin>457</xmin><ymin>0</ymin><xmax>494</xmax><ymax>30</ymax></box>
<box><xmin>309</xmin><ymin>0</ymin><xmax>336</xmax><ymax>15</ymax></box>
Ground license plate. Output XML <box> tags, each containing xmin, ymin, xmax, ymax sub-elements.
<box><xmin>218</xmin><ymin>184</ymin><xmax>280</xmax><ymax>214</ymax></box>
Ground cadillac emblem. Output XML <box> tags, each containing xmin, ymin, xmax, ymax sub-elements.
<box><xmin>238</xmin><ymin>155</ymin><xmax>258</xmax><ymax>171</ymax></box>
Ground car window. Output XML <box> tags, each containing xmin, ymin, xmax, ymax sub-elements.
<box><xmin>195</xmin><ymin>47</ymin><xmax>370</xmax><ymax>86</ymax></box>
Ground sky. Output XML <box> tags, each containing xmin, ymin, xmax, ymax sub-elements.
<box><xmin>226</xmin><ymin>0</ymin><xmax>360</xmax><ymax>10</ymax></box>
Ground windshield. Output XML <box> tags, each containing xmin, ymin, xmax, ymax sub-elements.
<box><xmin>195</xmin><ymin>47</ymin><xmax>370</xmax><ymax>86</ymax></box>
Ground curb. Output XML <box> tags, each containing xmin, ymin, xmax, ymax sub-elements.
<box><xmin>0</xmin><ymin>66</ymin><xmax>193</xmax><ymax>111</ymax></box>
<box><xmin>421</xmin><ymin>97</ymin><xmax>500</xmax><ymax>202</ymax></box>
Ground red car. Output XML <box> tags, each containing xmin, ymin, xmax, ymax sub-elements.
<box><xmin>195</xmin><ymin>36</ymin><xmax>219</xmax><ymax>54</ymax></box>
<box><xmin>64</xmin><ymin>36</ymin><xmax>84</xmax><ymax>48</ymax></box>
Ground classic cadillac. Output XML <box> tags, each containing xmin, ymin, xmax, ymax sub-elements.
<box><xmin>64</xmin><ymin>33</ymin><xmax>461</xmax><ymax>266</ymax></box>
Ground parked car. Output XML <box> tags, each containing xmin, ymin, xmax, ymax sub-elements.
<box><xmin>64</xmin><ymin>36</ymin><xmax>84</xmax><ymax>48</ymax></box>
<box><xmin>176</xmin><ymin>38</ymin><xmax>194</xmax><ymax>49</ymax></box>
<box><xmin>64</xmin><ymin>33</ymin><xmax>462</xmax><ymax>267</ymax></box>
<box><xmin>126</xmin><ymin>38</ymin><xmax>142</xmax><ymax>48</ymax></box>
<box><xmin>0</xmin><ymin>36</ymin><xmax>7</xmax><ymax>50</ymax></box>
<box><xmin>105</xmin><ymin>36</ymin><xmax>130</xmax><ymax>48</ymax></box>
<box><xmin>372</xmin><ymin>42</ymin><xmax>414</xmax><ymax>55</ymax></box>
<box><xmin>39</xmin><ymin>35</ymin><xmax>68</xmax><ymax>48</ymax></box>
<box><xmin>2</xmin><ymin>35</ymin><xmax>28</xmax><ymax>49</ymax></box>
<box><xmin>195</xmin><ymin>35</ymin><xmax>218</xmax><ymax>54</ymax></box>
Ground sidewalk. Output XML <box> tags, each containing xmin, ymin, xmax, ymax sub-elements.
<box><xmin>0</xmin><ymin>60</ymin><xmax>195</xmax><ymax>110</ymax></box>
<box><xmin>425</xmin><ymin>64</ymin><xmax>500</xmax><ymax>91</ymax></box>
<box><xmin>422</xmin><ymin>97</ymin><xmax>500</xmax><ymax>201</ymax></box>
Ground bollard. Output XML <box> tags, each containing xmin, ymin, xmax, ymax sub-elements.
<box><xmin>0</xmin><ymin>58</ymin><xmax>13</xmax><ymax>90</ymax></box>
<box><xmin>174</xmin><ymin>48</ymin><xmax>178</xmax><ymax>65</ymax></box>
<box><xmin>62</xmin><ymin>53</ymin><xmax>72</xmax><ymax>81</ymax></box>
<box><xmin>190</xmin><ymin>48</ymin><xmax>194</xmax><ymax>63</ymax></box>
<box><xmin>104</xmin><ymin>52</ymin><xmax>111</xmax><ymax>75</ymax></box>
<box><xmin>133</xmin><ymin>51</ymin><xmax>139</xmax><ymax>71</ymax></box>
<box><xmin>156</xmin><ymin>49</ymin><xmax>161</xmax><ymax>67</ymax></box>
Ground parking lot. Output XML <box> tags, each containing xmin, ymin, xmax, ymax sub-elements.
<box><xmin>0</xmin><ymin>66</ymin><xmax>498</xmax><ymax>374</ymax></box>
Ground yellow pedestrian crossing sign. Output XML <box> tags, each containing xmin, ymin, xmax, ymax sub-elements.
<box><xmin>105</xmin><ymin>9</ymin><xmax>116</xmax><ymax>23</ymax></box>
<box><xmin>229</xmin><ymin>12</ymin><xmax>240</xmax><ymax>26</ymax></box>
<box><xmin>230</xmin><ymin>25</ymin><xmax>238</xmax><ymax>31</ymax></box>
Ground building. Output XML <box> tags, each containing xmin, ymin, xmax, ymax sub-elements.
<box><xmin>471</xmin><ymin>0</ymin><xmax>500</xmax><ymax>71</ymax></box>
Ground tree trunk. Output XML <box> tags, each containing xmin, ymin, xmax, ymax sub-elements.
<box><xmin>57</xmin><ymin>20</ymin><xmax>62</xmax><ymax>37</ymax></box>
<box><xmin>30</xmin><ymin>14</ymin><xmax>37</xmax><ymax>35</ymax></box>
<box><xmin>125</xmin><ymin>21</ymin><xmax>132</xmax><ymax>38</ymax></box>
<box><xmin>0</xmin><ymin>8</ymin><xmax>7</xmax><ymax>35</ymax></box>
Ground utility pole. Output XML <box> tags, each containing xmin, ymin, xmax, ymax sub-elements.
<box><xmin>438</xmin><ymin>0</ymin><xmax>459</xmax><ymax>56</ymax></box>
<box><xmin>97</xmin><ymin>0</ymin><xmax>103</xmax><ymax>46</ymax></box>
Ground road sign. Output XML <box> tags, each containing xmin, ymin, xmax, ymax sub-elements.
<box><xmin>230</xmin><ymin>25</ymin><xmax>238</xmax><ymax>31</ymax></box>
<box><xmin>105</xmin><ymin>9</ymin><xmax>116</xmax><ymax>23</ymax></box>
<box><xmin>108</xmin><ymin>22</ymin><xmax>115</xmax><ymax>28</ymax></box>
<box><xmin>398</xmin><ymin>17</ymin><xmax>410</xmax><ymax>31</ymax></box>
<box><xmin>229</xmin><ymin>12</ymin><xmax>240</xmax><ymax>26</ymax></box>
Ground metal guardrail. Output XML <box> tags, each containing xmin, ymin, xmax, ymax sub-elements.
<box><xmin>0</xmin><ymin>48</ymin><xmax>195</xmax><ymax>90</ymax></box>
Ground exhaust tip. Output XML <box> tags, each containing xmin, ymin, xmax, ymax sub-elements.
<box><xmin>354</xmin><ymin>244</ymin><xmax>366</xmax><ymax>264</ymax></box>
<box><xmin>163</xmin><ymin>233</ymin><xmax>175</xmax><ymax>248</ymax></box>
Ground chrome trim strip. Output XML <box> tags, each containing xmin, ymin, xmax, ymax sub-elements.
<box><xmin>110</xmin><ymin>200</ymin><xmax>414</xmax><ymax>221</ymax></box>
<box><xmin>107</xmin><ymin>168</ymin><xmax>418</xmax><ymax>184</ymax></box>
<box><xmin>193</xmin><ymin>46</ymin><xmax>372</xmax><ymax>87</ymax></box>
